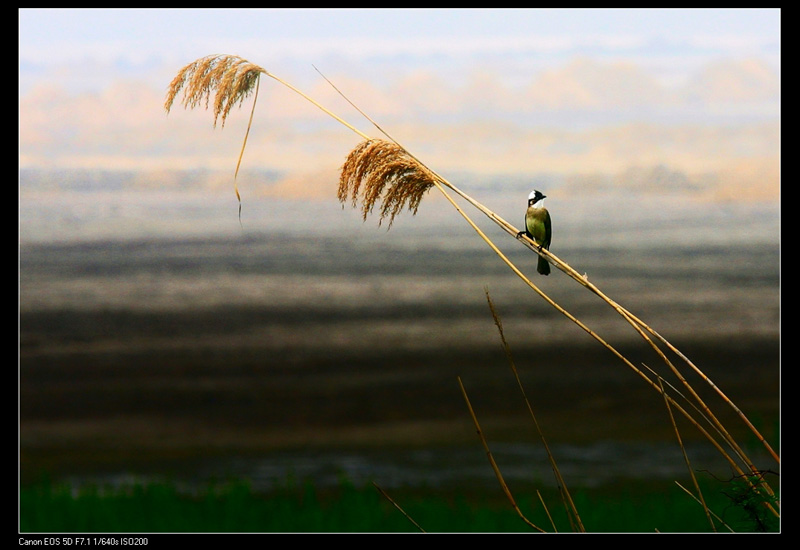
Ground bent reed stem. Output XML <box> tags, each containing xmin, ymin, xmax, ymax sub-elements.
<box><xmin>165</xmin><ymin>54</ymin><xmax>778</xmax><ymax>493</ymax></box>
<box><xmin>311</xmin><ymin>64</ymin><xmax>777</xmax><ymax>468</ymax></box>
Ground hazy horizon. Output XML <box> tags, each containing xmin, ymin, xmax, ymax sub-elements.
<box><xmin>20</xmin><ymin>10</ymin><xmax>780</xmax><ymax>189</ymax></box>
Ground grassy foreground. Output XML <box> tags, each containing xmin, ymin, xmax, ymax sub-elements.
<box><xmin>20</xmin><ymin>475</ymin><xmax>778</xmax><ymax>533</ymax></box>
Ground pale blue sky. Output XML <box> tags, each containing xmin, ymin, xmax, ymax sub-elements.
<box><xmin>19</xmin><ymin>8</ymin><xmax>780</xmax><ymax>58</ymax></box>
<box><xmin>20</xmin><ymin>8</ymin><xmax>781</xmax><ymax>93</ymax></box>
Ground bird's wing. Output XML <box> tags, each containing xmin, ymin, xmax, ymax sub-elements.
<box><xmin>543</xmin><ymin>209</ymin><xmax>552</xmax><ymax>250</ymax></box>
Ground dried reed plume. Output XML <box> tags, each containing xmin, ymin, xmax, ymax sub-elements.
<box><xmin>164</xmin><ymin>54</ymin><xmax>265</xmax><ymax>127</ymax></box>
<box><xmin>339</xmin><ymin>139</ymin><xmax>437</xmax><ymax>226</ymax></box>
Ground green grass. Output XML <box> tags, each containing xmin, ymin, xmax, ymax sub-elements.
<box><xmin>19</xmin><ymin>474</ymin><xmax>778</xmax><ymax>533</ymax></box>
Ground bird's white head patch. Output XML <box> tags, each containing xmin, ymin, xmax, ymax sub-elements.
<box><xmin>528</xmin><ymin>189</ymin><xmax>546</xmax><ymax>204</ymax></box>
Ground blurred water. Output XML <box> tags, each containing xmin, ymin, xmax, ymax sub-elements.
<box><xmin>19</xmin><ymin>176</ymin><xmax>781</xmax><ymax>494</ymax></box>
<box><xmin>19</xmin><ymin>182</ymin><xmax>780</xmax><ymax>346</ymax></box>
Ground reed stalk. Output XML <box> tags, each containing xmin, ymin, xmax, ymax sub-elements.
<box><xmin>484</xmin><ymin>288</ymin><xmax>583</xmax><ymax>531</ymax></box>
<box><xmin>660</xmin><ymin>379</ymin><xmax>716</xmax><ymax>531</ymax></box>
<box><xmin>457</xmin><ymin>376</ymin><xmax>546</xmax><ymax>532</ymax></box>
<box><xmin>311</xmin><ymin>62</ymin><xmax>778</xmax><ymax>472</ymax></box>
<box><xmin>165</xmin><ymin>53</ymin><xmax>778</xmax><ymax>514</ymax></box>
<box><xmin>372</xmin><ymin>482</ymin><xmax>426</xmax><ymax>533</ymax></box>
<box><xmin>674</xmin><ymin>481</ymin><xmax>735</xmax><ymax>532</ymax></box>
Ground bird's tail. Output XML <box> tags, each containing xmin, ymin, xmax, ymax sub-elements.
<box><xmin>537</xmin><ymin>255</ymin><xmax>550</xmax><ymax>276</ymax></box>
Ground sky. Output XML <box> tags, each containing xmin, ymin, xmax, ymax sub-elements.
<box><xmin>20</xmin><ymin>8</ymin><xmax>781</xmax><ymax>89</ymax></box>
<box><xmin>18</xmin><ymin>9</ymin><xmax>781</xmax><ymax>199</ymax></box>
<box><xmin>19</xmin><ymin>9</ymin><xmax>780</xmax><ymax>61</ymax></box>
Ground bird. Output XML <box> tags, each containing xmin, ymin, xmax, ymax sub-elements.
<box><xmin>516</xmin><ymin>189</ymin><xmax>552</xmax><ymax>275</ymax></box>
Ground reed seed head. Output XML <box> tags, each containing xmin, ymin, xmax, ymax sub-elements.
<box><xmin>165</xmin><ymin>54</ymin><xmax>265</xmax><ymax>127</ymax></box>
<box><xmin>339</xmin><ymin>139</ymin><xmax>437</xmax><ymax>227</ymax></box>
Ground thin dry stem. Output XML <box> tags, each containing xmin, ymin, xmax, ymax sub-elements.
<box><xmin>674</xmin><ymin>482</ymin><xmax>734</xmax><ymax>532</ymax></box>
<box><xmin>458</xmin><ymin>376</ymin><xmax>546</xmax><ymax>532</ymax></box>
<box><xmin>537</xmin><ymin>490</ymin><xmax>557</xmax><ymax>532</ymax></box>
<box><xmin>372</xmin><ymin>482</ymin><xmax>426</xmax><ymax>533</ymax></box>
<box><xmin>660</xmin><ymin>379</ymin><xmax>716</xmax><ymax>531</ymax></box>
<box><xmin>485</xmin><ymin>287</ymin><xmax>584</xmax><ymax>532</ymax></box>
